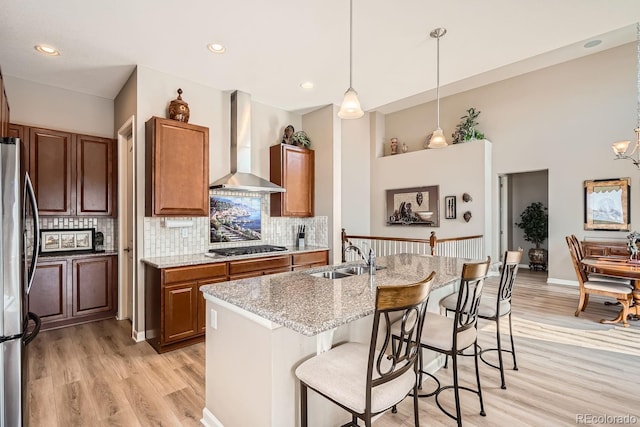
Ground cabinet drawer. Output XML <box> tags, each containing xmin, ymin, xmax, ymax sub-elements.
<box><xmin>229</xmin><ymin>255</ymin><xmax>291</xmax><ymax>276</ymax></box>
<box><xmin>164</xmin><ymin>263</ymin><xmax>227</xmax><ymax>284</ymax></box>
<box><xmin>292</xmin><ymin>250</ymin><xmax>328</xmax><ymax>266</ymax></box>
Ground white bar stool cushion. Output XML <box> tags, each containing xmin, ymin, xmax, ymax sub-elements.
<box><xmin>294</xmin><ymin>342</ymin><xmax>416</xmax><ymax>414</ymax></box>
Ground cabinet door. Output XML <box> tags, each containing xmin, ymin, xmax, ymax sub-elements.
<box><xmin>72</xmin><ymin>256</ymin><xmax>114</xmax><ymax>317</ymax></box>
<box><xmin>8</xmin><ymin>124</ymin><xmax>28</xmax><ymax>185</ymax></box>
<box><xmin>270</xmin><ymin>144</ymin><xmax>314</xmax><ymax>217</ymax></box>
<box><xmin>28</xmin><ymin>260</ymin><xmax>68</xmax><ymax>323</ymax></box>
<box><xmin>146</xmin><ymin>117</ymin><xmax>209</xmax><ymax>216</ymax></box>
<box><xmin>29</xmin><ymin>127</ymin><xmax>74</xmax><ymax>215</ymax></box>
<box><xmin>163</xmin><ymin>282</ymin><xmax>198</xmax><ymax>343</ymax></box>
<box><xmin>76</xmin><ymin>134</ymin><xmax>115</xmax><ymax>216</ymax></box>
<box><xmin>0</xmin><ymin>80</ymin><xmax>8</xmax><ymax>137</ymax></box>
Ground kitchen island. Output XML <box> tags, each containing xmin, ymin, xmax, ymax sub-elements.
<box><xmin>200</xmin><ymin>253</ymin><xmax>471</xmax><ymax>427</ymax></box>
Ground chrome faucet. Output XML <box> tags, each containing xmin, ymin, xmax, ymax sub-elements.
<box><xmin>345</xmin><ymin>243</ymin><xmax>376</xmax><ymax>274</ymax></box>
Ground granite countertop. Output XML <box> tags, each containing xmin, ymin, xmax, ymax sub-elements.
<box><xmin>141</xmin><ymin>245</ymin><xmax>330</xmax><ymax>269</ymax></box>
<box><xmin>200</xmin><ymin>254</ymin><xmax>470</xmax><ymax>337</ymax></box>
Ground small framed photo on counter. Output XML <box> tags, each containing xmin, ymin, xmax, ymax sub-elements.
<box><xmin>40</xmin><ymin>228</ymin><xmax>95</xmax><ymax>253</ymax></box>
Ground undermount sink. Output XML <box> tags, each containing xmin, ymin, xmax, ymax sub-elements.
<box><xmin>309</xmin><ymin>270</ymin><xmax>352</xmax><ymax>279</ymax></box>
<box><xmin>309</xmin><ymin>265</ymin><xmax>386</xmax><ymax>280</ymax></box>
<box><xmin>335</xmin><ymin>266</ymin><xmax>370</xmax><ymax>275</ymax></box>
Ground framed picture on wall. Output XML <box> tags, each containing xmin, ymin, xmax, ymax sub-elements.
<box><xmin>444</xmin><ymin>196</ymin><xmax>456</xmax><ymax>219</ymax></box>
<box><xmin>386</xmin><ymin>186</ymin><xmax>440</xmax><ymax>227</ymax></box>
<box><xmin>40</xmin><ymin>228</ymin><xmax>95</xmax><ymax>253</ymax></box>
<box><xmin>584</xmin><ymin>178</ymin><xmax>630</xmax><ymax>231</ymax></box>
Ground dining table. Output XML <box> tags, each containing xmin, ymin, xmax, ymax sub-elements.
<box><xmin>581</xmin><ymin>256</ymin><xmax>640</xmax><ymax>327</ymax></box>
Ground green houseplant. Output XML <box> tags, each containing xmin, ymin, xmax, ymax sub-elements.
<box><xmin>452</xmin><ymin>107</ymin><xmax>485</xmax><ymax>144</ymax></box>
<box><xmin>515</xmin><ymin>202</ymin><xmax>549</xmax><ymax>271</ymax></box>
<box><xmin>291</xmin><ymin>131</ymin><xmax>311</xmax><ymax>148</ymax></box>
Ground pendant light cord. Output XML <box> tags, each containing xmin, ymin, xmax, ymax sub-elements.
<box><xmin>636</xmin><ymin>22</ymin><xmax>639</xmax><ymax>130</ymax></box>
<box><xmin>436</xmin><ymin>34</ymin><xmax>441</xmax><ymax>128</ymax></box>
<box><xmin>349</xmin><ymin>0</ymin><xmax>353</xmax><ymax>89</ymax></box>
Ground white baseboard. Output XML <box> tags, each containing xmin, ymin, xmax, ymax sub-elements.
<box><xmin>547</xmin><ymin>278</ymin><xmax>578</xmax><ymax>287</ymax></box>
<box><xmin>201</xmin><ymin>408</ymin><xmax>224</xmax><ymax>427</ymax></box>
<box><xmin>131</xmin><ymin>329</ymin><xmax>146</xmax><ymax>343</ymax></box>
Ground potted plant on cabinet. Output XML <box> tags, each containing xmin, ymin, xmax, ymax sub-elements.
<box><xmin>451</xmin><ymin>107</ymin><xmax>485</xmax><ymax>144</ymax></box>
<box><xmin>515</xmin><ymin>202</ymin><xmax>548</xmax><ymax>271</ymax></box>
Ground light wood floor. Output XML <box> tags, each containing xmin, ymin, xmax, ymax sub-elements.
<box><xmin>29</xmin><ymin>270</ymin><xmax>640</xmax><ymax>426</ymax></box>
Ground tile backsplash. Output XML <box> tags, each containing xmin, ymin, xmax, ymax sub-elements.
<box><xmin>143</xmin><ymin>192</ymin><xmax>329</xmax><ymax>258</ymax></box>
<box><xmin>26</xmin><ymin>217</ymin><xmax>116</xmax><ymax>251</ymax></box>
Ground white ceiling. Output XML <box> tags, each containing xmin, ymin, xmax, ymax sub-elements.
<box><xmin>1</xmin><ymin>0</ymin><xmax>640</xmax><ymax>114</ymax></box>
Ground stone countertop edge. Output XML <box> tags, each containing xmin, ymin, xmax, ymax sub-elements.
<box><xmin>140</xmin><ymin>245</ymin><xmax>330</xmax><ymax>269</ymax></box>
<box><xmin>201</xmin><ymin>254</ymin><xmax>469</xmax><ymax>337</ymax></box>
<box><xmin>39</xmin><ymin>250</ymin><xmax>118</xmax><ymax>261</ymax></box>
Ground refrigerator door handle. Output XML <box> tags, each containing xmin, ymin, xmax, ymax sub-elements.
<box><xmin>23</xmin><ymin>312</ymin><xmax>41</xmax><ymax>346</ymax></box>
<box><xmin>24</xmin><ymin>173</ymin><xmax>40</xmax><ymax>296</ymax></box>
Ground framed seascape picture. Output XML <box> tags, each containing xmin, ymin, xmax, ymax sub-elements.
<box><xmin>386</xmin><ymin>186</ymin><xmax>440</xmax><ymax>227</ymax></box>
<box><xmin>210</xmin><ymin>195</ymin><xmax>262</xmax><ymax>243</ymax></box>
<box><xmin>41</xmin><ymin>228</ymin><xmax>95</xmax><ymax>253</ymax></box>
<box><xmin>584</xmin><ymin>178</ymin><xmax>630</xmax><ymax>231</ymax></box>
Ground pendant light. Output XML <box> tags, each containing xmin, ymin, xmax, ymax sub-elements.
<box><xmin>338</xmin><ymin>0</ymin><xmax>364</xmax><ymax>119</ymax></box>
<box><xmin>428</xmin><ymin>27</ymin><xmax>448</xmax><ymax>148</ymax></box>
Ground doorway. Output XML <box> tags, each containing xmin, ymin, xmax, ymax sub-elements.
<box><xmin>117</xmin><ymin>116</ymin><xmax>139</xmax><ymax>340</ymax></box>
<box><xmin>499</xmin><ymin>170</ymin><xmax>549</xmax><ymax>269</ymax></box>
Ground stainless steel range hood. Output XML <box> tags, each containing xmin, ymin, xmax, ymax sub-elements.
<box><xmin>209</xmin><ymin>90</ymin><xmax>285</xmax><ymax>193</ymax></box>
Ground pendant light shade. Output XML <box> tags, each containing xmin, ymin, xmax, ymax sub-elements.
<box><xmin>338</xmin><ymin>0</ymin><xmax>364</xmax><ymax>119</ymax></box>
<box><xmin>428</xmin><ymin>27</ymin><xmax>448</xmax><ymax>148</ymax></box>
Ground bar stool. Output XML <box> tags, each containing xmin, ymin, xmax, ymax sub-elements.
<box><xmin>295</xmin><ymin>272</ymin><xmax>436</xmax><ymax>427</ymax></box>
<box><xmin>440</xmin><ymin>250</ymin><xmax>522</xmax><ymax>389</ymax></box>
<box><xmin>393</xmin><ymin>257</ymin><xmax>491</xmax><ymax>427</ymax></box>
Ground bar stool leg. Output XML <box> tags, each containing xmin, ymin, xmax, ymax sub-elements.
<box><xmin>509</xmin><ymin>312</ymin><xmax>518</xmax><ymax>371</ymax></box>
<box><xmin>474</xmin><ymin>342</ymin><xmax>486</xmax><ymax>417</ymax></box>
<box><xmin>495</xmin><ymin>316</ymin><xmax>506</xmax><ymax>389</ymax></box>
<box><xmin>301</xmin><ymin>383</ymin><xmax>308</xmax><ymax>427</ymax></box>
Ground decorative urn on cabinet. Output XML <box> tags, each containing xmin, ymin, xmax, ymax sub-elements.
<box><xmin>168</xmin><ymin>88</ymin><xmax>190</xmax><ymax>123</ymax></box>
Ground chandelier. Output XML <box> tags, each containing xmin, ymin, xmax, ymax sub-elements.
<box><xmin>612</xmin><ymin>23</ymin><xmax>640</xmax><ymax>167</ymax></box>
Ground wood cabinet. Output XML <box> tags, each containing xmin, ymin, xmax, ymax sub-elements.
<box><xmin>270</xmin><ymin>143</ymin><xmax>314</xmax><ymax>217</ymax></box>
<box><xmin>228</xmin><ymin>254</ymin><xmax>292</xmax><ymax>280</ymax></box>
<box><xmin>8</xmin><ymin>124</ymin><xmax>28</xmax><ymax>184</ymax></box>
<box><xmin>29</xmin><ymin>255</ymin><xmax>117</xmax><ymax>330</ymax></box>
<box><xmin>22</xmin><ymin>124</ymin><xmax>116</xmax><ymax>216</ymax></box>
<box><xmin>292</xmin><ymin>250</ymin><xmax>329</xmax><ymax>271</ymax></box>
<box><xmin>144</xmin><ymin>249</ymin><xmax>329</xmax><ymax>353</ymax></box>
<box><xmin>145</xmin><ymin>262</ymin><xmax>227</xmax><ymax>353</ymax></box>
<box><xmin>145</xmin><ymin>117</ymin><xmax>209</xmax><ymax>217</ymax></box>
<box><xmin>582</xmin><ymin>240</ymin><xmax>628</xmax><ymax>258</ymax></box>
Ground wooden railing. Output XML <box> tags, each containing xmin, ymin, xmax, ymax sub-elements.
<box><xmin>341</xmin><ymin>229</ymin><xmax>484</xmax><ymax>262</ymax></box>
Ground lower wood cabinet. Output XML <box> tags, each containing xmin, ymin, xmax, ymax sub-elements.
<box><xmin>144</xmin><ymin>249</ymin><xmax>329</xmax><ymax>353</ymax></box>
<box><xmin>145</xmin><ymin>262</ymin><xmax>227</xmax><ymax>353</ymax></box>
<box><xmin>29</xmin><ymin>255</ymin><xmax>117</xmax><ymax>330</ymax></box>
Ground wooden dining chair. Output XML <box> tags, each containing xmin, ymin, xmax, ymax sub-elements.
<box><xmin>565</xmin><ymin>236</ymin><xmax>633</xmax><ymax>325</ymax></box>
<box><xmin>295</xmin><ymin>272</ymin><xmax>436</xmax><ymax>427</ymax></box>
<box><xmin>568</xmin><ymin>234</ymin><xmax>632</xmax><ymax>287</ymax></box>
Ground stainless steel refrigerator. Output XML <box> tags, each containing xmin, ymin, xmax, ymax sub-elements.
<box><xmin>0</xmin><ymin>137</ymin><xmax>41</xmax><ymax>427</ymax></box>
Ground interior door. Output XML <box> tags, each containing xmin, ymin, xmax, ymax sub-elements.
<box><xmin>126</xmin><ymin>134</ymin><xmax>134</xmax><ymax>318</ymax></box>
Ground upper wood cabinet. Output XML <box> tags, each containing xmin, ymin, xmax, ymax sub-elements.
<box><xmin>29</xmin><ymin>127</ymin><xmax>74</xmax><ymax>215</ymax></box>
<box><xmin>270</xmin><ymin>143</ymin><xmax>314</xmax><ymax>217</ymax></box>
<box><xmin>145</xmin><ymin>117</ymin><xmax>209</xmax><ymax>217</ymax></box>
<box><xmin>8</xmin><ymin>124</ymin><xmax>28</xmax><ymax>184</ymax></box>
<box><xmin>76</xmin><ymin>134</ymin><xmax>115</xmax><ymax>216</ymax></box>
<box><xmin>27</xmin><ymin>126</ymin><xmax>116</xmax><ymax>216</ymax></box>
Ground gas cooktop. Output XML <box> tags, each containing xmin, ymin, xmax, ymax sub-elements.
<box><xmin>206</xmin><ymin>245</ymin><xmax>288</xmax><ymax>257</ymax></box>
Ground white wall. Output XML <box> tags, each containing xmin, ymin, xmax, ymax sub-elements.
<box><xmin>303</xmin><ymin>105</ymin><xmax>341</xmax><ymax>264</ymax></box>
<box><xmin>341</xmin><ymin>114</ymin><xmax>371</xmax><ymax>235</ymax></box>
<box><xmin>4</xmin><ymin>75</ymin><xmax>114</xmax><ymax>137</ymax></box>
<box><xmin>357</xmin><ymin>42</ymin><xmax>637</xmax><ymax>283</ymax></box>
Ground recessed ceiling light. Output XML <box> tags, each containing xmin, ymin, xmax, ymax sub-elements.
<box><xmin>34</xmin><ymin>44</ymin><xmax>60</xmax><ymax>56</ymax></box>
<box><xmin>584</xmin><ymin>39</ymin><xmax>602</xmax><ymax>49</ymax></box>
<box><xmin>300</xmin><ymin>82</ymin><xmax>314</xmax><ymax>89</ymax></box>
<box><xmin>207</xmin><ymin>43</ymin><xmax>226</xmax><ymax>54</ymax></box>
